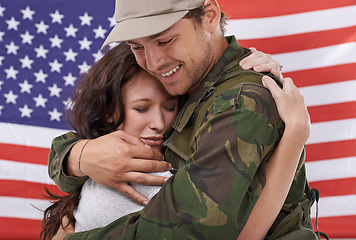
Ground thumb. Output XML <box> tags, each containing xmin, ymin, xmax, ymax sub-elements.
<box><xmin>262</xmin><ymin>75</ymin><xmax>281</xmax><ymax>99</ymax></box>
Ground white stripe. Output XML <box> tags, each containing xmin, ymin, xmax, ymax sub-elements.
<box><xmin>0</xmin><ymin>159</ymin><xmax>55</xmax><ymax>185</ymax></box>
<box><xmin>308</xmin><ymin>118</ymin><xmax>356</xmax><ymax>144</ymax></box>
<box><xmin>0</xmin><ymin>196</ymin><xmax>51</xmax><ymax>220</ymax></box>
<box><xmin>0</xmin><ymin>122</ymin><xmax>68</xmax><ymax>148</ymax></box>
<box><xmin>271</xmin><ymin>42</ymin><xmax>356</xmax><ymax>73</ymax></box>
<box><xmin>300</xmin><ymin>80</ymin><xmax>356</xmax><ymax>107</ymax></box>
<box><xmin>225</xmin><ymin>5</ymin><xmax>356</xmax><ymax>40</ymax></box>
<box><xmin>306</xmin><ymin>157</ymin><xmax>356</xmax><ymax>182</ymax></box>
<box><xmin>311</xmin><ymin>194</ymin><xmax>356</xmax><ymax>218</ymax></box>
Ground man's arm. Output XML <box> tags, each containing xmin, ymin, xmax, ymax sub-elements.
<box><xmin>63</xmin><ymin>83</ymin><xmax>283</xmax><ymax>239</ymax></box>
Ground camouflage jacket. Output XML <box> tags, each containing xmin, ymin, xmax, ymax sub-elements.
<box><xmin>52</xmin><ymin>36</ymin><xmax>310</xmax><ymax>239</ymax></box>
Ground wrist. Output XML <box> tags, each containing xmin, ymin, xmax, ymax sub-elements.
<box><xmin>67</xmin><ymin>140</ymin><xmax>89</xmax><ymax>177</ymax></box>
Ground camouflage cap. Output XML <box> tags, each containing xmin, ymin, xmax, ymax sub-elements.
<box><xmin>102</xmin><ymin>0</ymin><xmax>205</xmax><ymax>48</ymax></box>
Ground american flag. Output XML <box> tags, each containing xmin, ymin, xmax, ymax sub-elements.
<box><xmin>0</xmin><ymin>0</ymin><xmax>355</xmax><ymax>239</ymax></box>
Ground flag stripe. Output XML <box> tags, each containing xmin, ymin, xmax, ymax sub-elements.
<box><xmin>222</xmin><ymin>0</ymin><xmax>356</xmax><ymax>19</ymax></box>
<box><xmin>0</xmin><ymin>218</ymin><xmax>42</xmax><ymax>240</ymax></box>
<box><xmin>308</xmin><ymin>118</ymin><xmax>356</xmax><ymax>144</ymax></box>
<box><xmin>310</xmin><ymin>194</ymin><xmax>356</xmax><ymax>218</ymax></box>
<box><xmin>238</xmin><ymin>25</ymin><xmax>356</xmax><ymax>54</ymax></box>
<box><xmin>0</xmin><ymin>122</ymin><xmax>67</xmax><ymax>149</ymax></box>
<box><xmin>305</xmin><ymin>157</ymin><xmax>356</xmax><ymax>182</ymax></box>
<box><xmin>225</xmin><ymin>6</ymin><xmax>356</xmax><ymax>39</ymax></box>
<box><xmin>309</xmin><ymin>178</ymin><xmax>356</xmax><ymax>198</ymax></box>
<box><xmin>0</xmin><ymin>197</ymin><xmax>51</xmax><ymax>220</ymax></box>
<box><xmin>0</xmin><ymin>143</ymin><xmax>50</xmax><ymax>165</ymax></box>
<box><xmin>0</xmin><ymin>159</ymin><xmax>54</xmax><ymax>185</ymax></box>
<box><xmin>300</xmin><ymin>80</ymin><xmax>356</xmax><ymax>107</ymax></box>
<box><xmin>0</xmin><ymin>180</ymin><xmax>62</xmax><ymax>200</ymax></box>
<box><xmin>289</xmin><ymin>63</ymin><xmax>356</xmax><ymax>88</ymax></box>
<box><xmin>307</xmin><ymin>101</ymin><xmax>356</xmax><ymax>124</ymax></box>
<box><xmin>306</xmin><ymin>140</ymin><xmax>356</xmax><ymax>162</ymax></box>
<box><xmin>312</xmin><ymin>215</ymin><xmax>356</xmax><ymax>238</ymax></box>
<box><xmin>271</xmin><ymin>42</ymin><xmax>356</xmax><ymax>73</ymax></box>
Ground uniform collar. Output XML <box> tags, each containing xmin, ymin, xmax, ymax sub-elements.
<box><xmin>171</xmin><ymin>36</ymin><xmax>245</xmax><ymax>132</ymax></box>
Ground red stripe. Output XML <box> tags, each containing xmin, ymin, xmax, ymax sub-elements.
<box><xmin>309</xmin><ymin>178</ymin><xmax>356</xmax><ymax>197</ymax></box>
<box><xmin>221</xmin><ymin>0</ymin><xmax>356</xmax><ymax>18</ymax></box>
<box><xmin>308</xmin><ymin>101</ymin><xmax>356</xmax><ymax>124</ymax></box>
<box><xmin>0</xmin><ymin>180</ymin><xmax>63</xmax><ymax>200</ymax></box>
<box><xmin>0</xmin><ymin>217</ymin><xmax>42</xmax><ymax>240</ymax></box>
<box><xmin>287</xmin><ymin>63</ymin><xmax>356</xmax><ymax>88</ymax></box>
<box><xmin>306</xmin><ymin>140</ymin><xmax>356</xmax><ymax>162</ymax></box>
<box><xmin>311</xmin><ymin>215</ymin><xmax>356</xmax><ymax>238</ymax></box>
<box><xmin>238</xmin><ymin>26</ymin><xmax>356</xmax><ymax>54</ymax></box>
<box><xmin>0</xmin><ymin>143</ymin><xmax>49</xmax><ymax>165</ymax></box>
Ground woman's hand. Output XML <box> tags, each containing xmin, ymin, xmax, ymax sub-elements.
<box><xmin>240</xmin><ymin>47</ymin><xmax>283</xmax><ymax>79</ymax></box>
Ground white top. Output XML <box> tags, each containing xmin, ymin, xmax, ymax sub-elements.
<box><xmin>74</xmin><ymin>171</ymin><xmax>172</xmax><ymax>232</ymax></box>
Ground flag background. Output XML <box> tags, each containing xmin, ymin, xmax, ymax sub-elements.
<box><xmin>0</xmin><ymin>0</ymin><xmax>355</xmax><ymax>239</ymax></box>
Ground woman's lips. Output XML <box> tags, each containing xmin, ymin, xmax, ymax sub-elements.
<box><xmin>141</xmin><ymin>137</ymin><xmax>164</xmax><ymax>147</ymax></box>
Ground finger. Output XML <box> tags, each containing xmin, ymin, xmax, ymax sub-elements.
<box><xmin>113</xmin><ymin>130</ymin><xmax>146</xmax><ymax>146</ymax></box>
<box><xmin>124</xmin><ymin>171</ymin><xmax>168</xmax><ymax>185</ymax></box>
<box><xmin>240</xmin><ymin>51</ymin><xmax>264</xmax><ymax>69</ymax></box>
<box><xmin>113</xmin><ymin>182</ymin><xmax>149</xmax><ymax>205</ymax></box>
<box><xmin>249</xmin><ymin>47</ymin><xmax>257</xmax><ymax>53</ymax></box>
<box><xmin>262</xmin><ymin>76</ymin><xmax>282</xmax><ymax>99</ymax></box>
<box><xmin>123</xmin><ymin>157</ymin><xmax>172</xmax><ymax>173</ymax></box>
<box><xmin>127</xmin><ymin>144</ymin><xmax>165</xmax><ymax>161</ymax></box>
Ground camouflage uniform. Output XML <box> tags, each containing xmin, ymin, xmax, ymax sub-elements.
<box><xmin>49</xmin><ymin>36</ymin><xmax>314</xmax><ymax>239</ymax></box>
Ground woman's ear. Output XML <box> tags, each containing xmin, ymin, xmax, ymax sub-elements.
<box><xmin>202</xmin><ymin>0</ymin><xmax>221</xmax><ymax>33</ymax></box>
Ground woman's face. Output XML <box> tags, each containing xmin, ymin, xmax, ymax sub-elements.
<box><xmin>119</xmin><ymin>69</ymin><xmax>178</xmax><ymax>152</ymax></box>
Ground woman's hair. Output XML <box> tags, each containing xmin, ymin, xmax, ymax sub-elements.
<box><xmin>40</xmin><ymin>42</ymin><xmax>140</xmax><ymax>239</ymax></box>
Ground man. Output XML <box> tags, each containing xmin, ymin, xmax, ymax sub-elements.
<box><xmin>50</xmin><ymin>0</ymin><xmax>316</xmax><ymax>239</ymax></box>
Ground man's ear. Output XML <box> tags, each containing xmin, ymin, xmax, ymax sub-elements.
<box><xmin>202</xmin><ymin>0</ymin><xmax>221</xmax><ymax>33</ymax></box>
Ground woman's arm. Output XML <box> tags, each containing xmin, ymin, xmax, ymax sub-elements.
<box><xmin>237</xmin><ymin>76</ymin><xmax>311</xmax><ymax>240</ymax></box>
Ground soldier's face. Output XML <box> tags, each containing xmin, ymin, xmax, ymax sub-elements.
<box><xmin>117</xmin><ymin>70</ymin><xmax>178</xmax><ymax>152</ymax></box>
<box><xmin>126</xmin><ymin>18</ymin><xmax>214</xmax><ymax>96</ymax></box>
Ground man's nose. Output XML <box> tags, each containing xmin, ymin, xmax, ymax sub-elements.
<box><xmin>145</xmin><ymin>46</ymin><xmax>164</xmax><ymax>73</ymax></box>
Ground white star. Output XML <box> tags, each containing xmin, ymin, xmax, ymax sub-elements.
<box><xmin>21</xmin><ymin>6</ymin><xmax>35</xmax><ymax>20</ymax></box>
<box><xmin>0</xmin><ymin>81</ymin><xmax>3</xmax><ymax>90</ymax></box>
<box><xmin>19</xmin><ymin>104</ymin><xmax>33</xmax><ymax>118</ymax></box>
<box><xmin>78</xmin><ymin>37</ymin><xmax>92</xmax><ymax>51</ymax></box>
<box><xmin>20</xmin><ymin>31</ymin><xmax>34</xmax><ymax>45</ymax></box>
<box><xmin>79</xmin><ymin>12</ymin><xmax>93</xmax><ymax>26</ymax></box>
<box><xmin>48</xmin><ymin>84</ymin><xmax>62</xmax><ymax>97</ymax></box>
<box><xmin>19</xmin><ymin>80</ymin><xmax>33</xmax><ymax>94</ymax></box>
<box><xmin>34</xmin><ymin>69</ymin><xmax>48</xmax><ymax>83</ymax></box>
<box><xmin>64</xmin><ymin>24</ymin><xmax>78</xmax><ymax>38</ymax></box>
<box><xmin>49</xmin><ymin>35</ymin><xmax>63</xmax><ymax>48</ymax></box>
<box><xmin>4</xmin><ymin>90</ymin><xmax>18</xmax><ymax>104</ymax></box>
<box><xmin>48</xmin><ymin>108</ymin><xmax>62</xmax><ymax>122</ymax></box>
<box><xmin>5</xmin><ymin>66</ymin><xmax>19</xmax><ymax>80</ymax></box>
<box><xmin>108</xmin><ymin>16</ymin><xmax>116</xmax><ymax>27</ymax></box>
<box><xmin>63</xmin><ymin>48</ymin><xmax>78</xmax><ymax>62</ymax></box>
<box><xmin>0</xmin><ymin>5</ymin><xmax>5</xmax><ymax>17</ymax></box>
<box><xmin>78</xmin><ymin>61</ymin><xmax>91</xmax><ymax>74</ymax></box>
<box><xmin>93</xmin><ymin>50</ymin><xmax>104</xmax><ymax>63</ymax></box>
<box><xmin>0</xmin><ymin>31</ymin><xmax>5</xmax><ymax>41</ymax></box>
<box><xmin>50</xmin><ymin>10</ymin><xmax>64</xmax><ymax>24</ymax></box>
<box><xmin>0</xmin><ymin>105</ymin><xmax>3</xmax><ymax>115</ymax></box>
<box><xmin>93</xmin><ymin>25</ymin><xmax>107</xmax><ymax>39</ymax></box>
<box><xmin>33</xmin><ymin>94</ymin><xmax>48</xmax><ymax>108</ymax></box>
<box><xmin>63</xmin><ymin>97</ymin><xmax>73</xmax><ymax>110</ymax></box>
<box><xmin>19</xmin><ymin>55</ymin><xmax>34</xmax><ymax>69</ymax></box>
<box><xmin>34</xmin><ymin>45</ymin><xmax>49</xmax><ymax>59</ymax></box>
<box><xmin>63</xmin><ymin>73</ymin><xmax>76</xmax><ymax>86</ymax></box>
<box><xmin>49</xmin><ymin>59</ymin><xmax>63</xmax><ymax>73</ymax></box>
<box><xmin>5</xmin><ymin>41</ymin><xmax>19</xmax><ymax>55</ymax></box>
<box><xmin>6</xmin><ymin>17</ymin><xmax>20</xmax><ymax>31</ymax></box>
<box><xmin>0</xmin><ymin>56</ymin><xmax>4</xmax><ymax>66</ymax></box>
<box><xmin>35</xmin><ymin>21</ymin><xmax>49</xmax><ymax>34</ymax></box>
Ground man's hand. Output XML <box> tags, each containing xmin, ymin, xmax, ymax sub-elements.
<box><xmin>67</xmin><ymin>130</ymin><xmax>172</xmax><ymax>205</ymax></box>
<box><xmin>52</xmin><ymin>216</ymin><xmax>74</xmax><ymax>240</ymax></box>
<box><xmin>240</xmin><ymin>47</ymin><xmax>283</xmax><ymax>79</ymax></box>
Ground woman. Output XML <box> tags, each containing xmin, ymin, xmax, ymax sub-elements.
<box><xmin>42</xmin><ymin>42</ymin><xmax>311</xmax><ymax>239</ymax></box>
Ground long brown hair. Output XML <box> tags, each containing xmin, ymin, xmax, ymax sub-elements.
<box><xmin>41</xmin><ymin>42</ymin><xmax>140</xmax><ymax>239</ymax></box>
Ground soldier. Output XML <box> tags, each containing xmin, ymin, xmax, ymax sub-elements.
<box><xmin>49</xmin><ymin>0</ymin><xmax>317</xmax><ymax>239</ymax></box>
